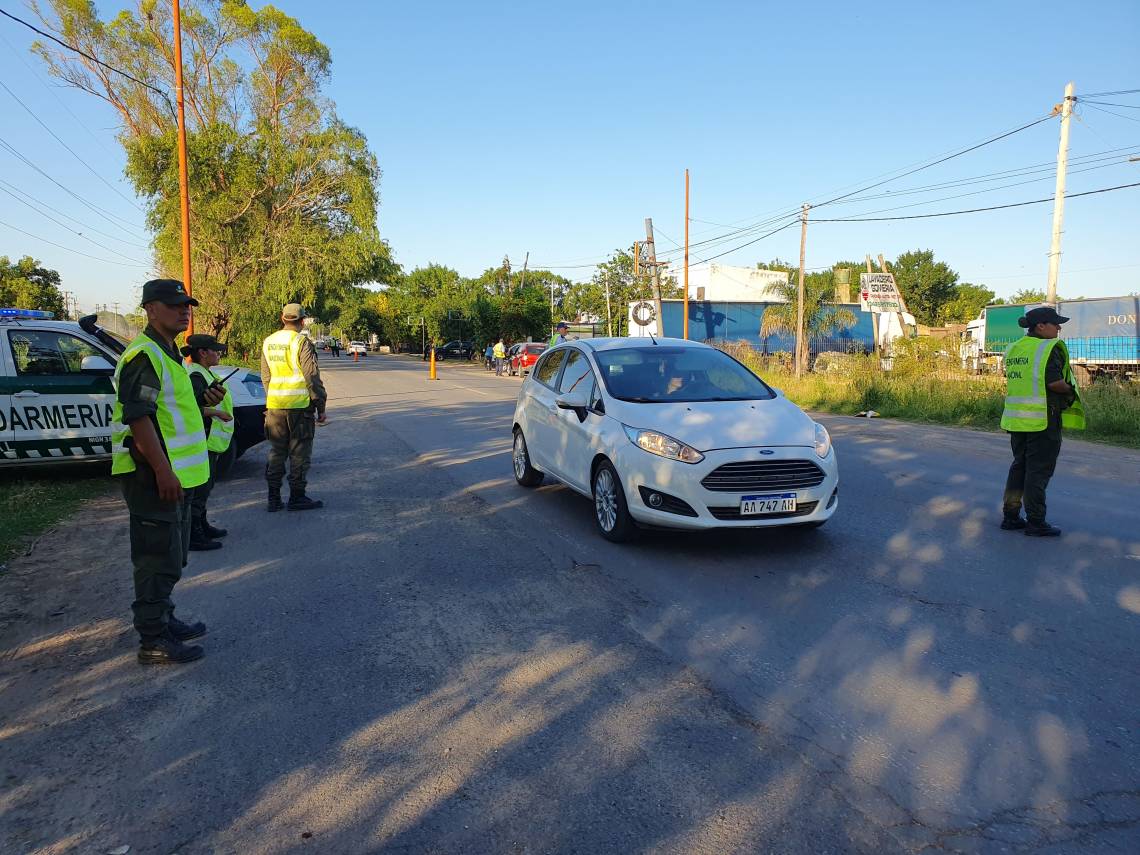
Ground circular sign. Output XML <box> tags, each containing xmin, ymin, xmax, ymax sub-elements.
<box><xmin>631</xmin><ymin>301</ymin><xmax>656</xmax><ymax>326</ymax></box>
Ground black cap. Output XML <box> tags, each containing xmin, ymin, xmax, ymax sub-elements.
<box><xmin>179</xmin><ymin>333</ymin><xmax>227</xmax><ymax>356</ymax></box>
<box><xmin>1019</xmin><ymin>306</ymin><xmax>1070</xmax><ymax>328</ymax></box>
<box><xmin>141</xmin><ymin>279</ymin><xmax>198</xmax><ymax>307</ymax></box>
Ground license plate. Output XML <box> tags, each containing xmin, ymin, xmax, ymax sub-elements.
<box><xmin>740</xmin><ymin>493</ymin><xmax>797</xmax><ymax>515</ymax></box>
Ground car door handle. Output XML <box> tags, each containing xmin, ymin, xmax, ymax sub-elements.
<box><xmin>13</xmin><ymin>390</ymin><xmax>41</xmax><ymax>398</ymax></box>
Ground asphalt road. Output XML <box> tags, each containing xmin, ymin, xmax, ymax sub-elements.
<box><xmin>2</xmin><ymin>353</ymin><xmax>1137</xmax><ymax>854</ymax></box>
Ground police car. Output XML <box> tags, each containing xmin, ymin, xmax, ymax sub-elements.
<box><xmin>0</xmin><ymin>308</ymin><xmax>265</xmax><ymax>465</ymax></box>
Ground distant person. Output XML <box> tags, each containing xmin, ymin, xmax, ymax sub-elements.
<box><xmin>493</xmin><ymin>338</ymin><xmax>507</xmax><ymax>376</ymax></box>
<box><xmin>485</xmin><ymin>343</ymin><xmax>494</xmax><ymax>371</ymax></box>
<box><xmin>549</xmin><ymin>321</ymin><xmax>569</xmax><ymax>346</ymax></box>
<box><xmin>182</xmin><ymin>334</ymin><xmax>235</xmax><ymax>552</ymax></box>
<box><xmin>330</xmin><ymin>339</ymin><xmax>341</xmax><ymax>358</ymax></box>
<box><xmin>999</xmin><ymin>306</ymin><xmax>1085</xmax><ymax>536</ymax></box>
<box><xmin>262</xmin><ymin>303</ymin><xmax>328</xmax><ymax>512</ymax></box>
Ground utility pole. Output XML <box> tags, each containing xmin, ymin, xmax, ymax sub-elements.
<box><xmin>1047</xmin><ymin>81</ymin><xmax>1075</xmax><ymax>306</ymax></box>
<box><xmin>172</xmin><ymin>0</ymin><xmax>194</xmax><ymax>334</ymax></box>
<box><xmin>605</xmin><ymin>277</ymin><xmax>612</xmax><ymax>337</ymax></box>
<box><xmin>866</xmin><ymin>254</ymin><xmax>880</xmax><ymax>357</ymax></box>
<box><xmin>519</xmin><ymin>251</ymin><xmax>528</xmax><ymax>291</ymax></box>
<box><xmin>795</xmin><ymin>203</ymin><xmax>809</xmax><ymax>378</ymax></box>
<box><xmin>643</xmin><ymin>219</ymin><xmax>664</xmax><ymax>333</ymax></box>
<box><xmin>683</xmin><ymin>168</ymin><xmax>690</xmax><ymax>340</ymax></box>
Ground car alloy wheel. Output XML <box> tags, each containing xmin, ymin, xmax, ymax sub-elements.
<box><xmin>592</xmin><ymin>460</ymin><xmax>636</xmax><ymax>542</ymax></box>
<box><xmin>512</xmin><ymin>430</ymin><xmax>543</xmax><ymax>487</ymax></box>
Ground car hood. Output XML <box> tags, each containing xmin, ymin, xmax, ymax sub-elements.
<box><xmin>609</xmin><ymin>396</ymin><xmax>817</xmax><ymax>450</ymax></box>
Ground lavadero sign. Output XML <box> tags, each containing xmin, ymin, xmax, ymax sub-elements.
<box><xmin>859</xmin><ymin>273</ymin><xmax>903</xmax><ymax>313</ymax></box>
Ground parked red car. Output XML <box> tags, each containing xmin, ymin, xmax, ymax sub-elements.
<box><xmin>509</xmin><ymin>342</ymin><xmax>548</xmax><ymax>376</ymax></box>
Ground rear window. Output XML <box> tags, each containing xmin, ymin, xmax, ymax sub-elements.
<box><xmin>526</xmin><ymin>344</ymin><xmax>547</xmax><ymax>355</ymax></box>
<box><xmin>594</xmin><ymin>346</ymin><xmax>774</xmax><ymax>403</ymax></box>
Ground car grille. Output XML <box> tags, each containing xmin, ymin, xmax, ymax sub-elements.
<box><xmin>700</xmin><ymin>460</ymin><xmax>825</xmax><ymax>492</ymax></box>
<box><xmin>707</xmin><ymin>501</ymin><xmax>818</xmax><ymax>521</ymax></box>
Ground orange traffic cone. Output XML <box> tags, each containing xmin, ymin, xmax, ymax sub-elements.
<box><xmin>353</xmin><ymin>350</ymin><xmax>359</xmax><ymax>363</ymax></box>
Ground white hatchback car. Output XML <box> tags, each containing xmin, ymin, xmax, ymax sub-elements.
<box><xmin>511</xmin><ymin>338</ymin><xmax>838</xmax><ymax>541</ymax></box>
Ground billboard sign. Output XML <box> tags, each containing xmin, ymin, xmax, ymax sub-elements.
<box><xmin>859</xmin><ymin>273</ymin><xmax>903</xmax><ymax>313</ymax></box>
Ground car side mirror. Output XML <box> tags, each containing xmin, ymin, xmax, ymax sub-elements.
<box><xmin>555</xmin><ymin>390</ymin><xmax>589</xmax><ymax>420</ymax></box>
<box><xmin>80</xmin><ymin>354</ymin><xmax>116</xmax><ymax>375</ymax></box>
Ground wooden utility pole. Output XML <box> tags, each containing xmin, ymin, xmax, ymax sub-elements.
<box><xmin>866</xmin><ymin>254</ymin><xmax>879</xmax><ymax>356</ymax></box>
<box><xmin>172</xmin><ymin>0</ymin><xmax>194</xmax><ymax>334</ymax></box>
<box><xmin>795</xmin><ymin>203</ymin><xmax>809</xmax><ymax>378</ymax></box>
<box><xmin>643</xmin><ymin>219</ymin><xmax>664</xmax><ymax>334</ymax></box>
<box><xmin>1047</xmin><ymin>81</ymin><xmax>1075</xmax><ymax>306</ymax></box>
<box><xmin>519</xmin><ymin>251</ymin><xmax>529</xmax><ymax>291</ymax></box>
<box><xmin>683</xmin><ymin>168</ymin><xmax>690</xmax><ymax>340</ymax></box>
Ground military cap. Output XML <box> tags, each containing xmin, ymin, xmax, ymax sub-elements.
<box><xmin>141</xmin><ymin>279</ymin><xmax>198</xmax><ymax>306</ymax></box>
<box><xmin>1019</xmin><ymin>306</ymin><xmax>1070</xmax><ymax>328</ymax></box>
<box><xmin>281</xmin><ymin>303</ymin><xmax>307</xmax><ymax>321</ymax></box>
<box><xmin>179</xmin><ymin>333</ymin><xmax>228</xmax><ymax>357</ymax></box>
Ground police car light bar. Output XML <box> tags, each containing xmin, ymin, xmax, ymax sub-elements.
<box><xmin>0</xmin><ymin>308</ymin><xmax>55</xmax><ymax>319</ymax></box>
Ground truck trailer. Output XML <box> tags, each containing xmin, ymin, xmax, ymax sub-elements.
<box><xmin>962</xmin><ymin>297</ymin><xmax>1139</xmax><ymax>382</ymax></box>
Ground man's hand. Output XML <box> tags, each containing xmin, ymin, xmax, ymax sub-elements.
<box><xmin>316</xmin><ymin>411</ymin><xmax>328</xmax><ymax>425</ymax></box>
<box><xmin>203</xmin><ymin>408</ymin><xmax>233</xmax><ymax>422</ymax></box>
<box><xmin>202</xmin><ymin>385</ymin><xmax>226</xmax><ymax>406</ymax></box>
<box><xmin>155</xmin><ymin>465</ymin><xmax>184</xmax><ymax>504</ymax></box>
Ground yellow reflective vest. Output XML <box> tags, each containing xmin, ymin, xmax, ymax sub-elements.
<box><xmin>186</xmin><ymin>362</ymin><xmax>234</xmax><ymax>453</ymax></box>
<box><xmin>492</xmin><ymin>342</ymin><xmax>506</xmax><ymax>359</ymax></box>
<box><xmin>1000</xmin><ymin>336</ymin><xmax>1086</xmax><ymax>432</ymax></box>
<box><xmin>263</xmin><ymin>329</ymin><xmax>311</xmax><ymax>410</ymax></box>
<box><xmin>111</xmin><ymin>336</ymin><xmax>210</xmax><ymax>488</ymax></box>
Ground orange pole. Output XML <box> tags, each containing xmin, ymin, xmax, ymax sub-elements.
<box><xmin>683</xmin><ymin>168</ymin><xmax>689</xmax><ymax>340</ymax></box>
<box><xmin>429</xmin><ymin>344</ymin><xmax>437</xmax><ymax>380</ymax></box>
<box><xmin>172</xmin><ymin>0</ymin><xmax>193</xmax><ymax>334</ymax></box>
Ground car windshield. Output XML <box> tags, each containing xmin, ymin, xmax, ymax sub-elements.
<box><xmin>594</xmin><ymin>346</ymin><xmax>775</xmax><ymax>403</ymax></box>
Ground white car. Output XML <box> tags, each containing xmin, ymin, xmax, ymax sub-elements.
<box><xmin>348</xmin><ymin>341</ymin><xmax>366</xmax><ymax>355</ymax></box>
<box><xmin>510</xmin><ymin>338</ymin><xmax>838</xmax><ymax>541</ymax></box>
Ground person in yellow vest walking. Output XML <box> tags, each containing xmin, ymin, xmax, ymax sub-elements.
<box><xmin>262</xmin><ymin>303</ymin><xmax>327</xmax><ymax>512</ymax></box>
<box><xmin>183</xmin><ymin>334</ymin><xmax>236</xmax><ymax>550</ymax></box>
<box><xmin>493</xmin><ymin>337</ymin><xmax>507</xmax><ymax>376</ymax></box>
<box><xmin>1000</xmin><ymin>306</ymin><xmax>1085</xmax><ymax>537</ymax></box>
<box><xmin>113</xmin><ymin>279</ymin><xmax>221</xmax><ymax>665</ymax></box>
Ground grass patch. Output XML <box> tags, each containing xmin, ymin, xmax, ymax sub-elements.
<box><xmin>719</xmin><ymin>342</ymin><xmax>1140</xmax><ymax>448</ymax></box>
<box><xmin>0</xmin><ymin>466</ymin><xmax>113</xmax><ymax>563</ymax></box>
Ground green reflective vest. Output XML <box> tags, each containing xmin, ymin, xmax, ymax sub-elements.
<box><xmin>111</xmin><ymin>336</ymin><xmax>210</xmax><ymax>488</ymax></box>
<box><xmin>263</xmin><ymin>329</ymin><xmax>311</xmax><ymax>409</ymax></box>
<box><xmin>186</xmin><ymin>362</ymin><xmax>234</xmax><ymax>453</ymax></box>
<box><xmin>1000</xmin><ymin>336</ymin><xmax>1086</xmax><ymax>432</ymax></box>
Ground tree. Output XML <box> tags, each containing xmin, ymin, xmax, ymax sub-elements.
<box><xmin>891</xmin><ymin>250</ymin><xmax>959</xmax><ymax>325</ymax></box>
<box><xmin>0</xmin><ymin>256</ymin><xmax>65</xmax><ymax>316</ymax></box>
<box><xmin>758</xmin><ymin>276</ymin><xmax>857</xmax><ymax>347</ymax></box>
<box><xmin>566</xmin><ymin>247</ymin><xmax>679</xmax><ymax>336</ymax></box>
<box><xmin>1008</xmin><ymin>287</ymin><xmax>1049</xmax><ymax>304</ymax></box>
<box><xmin>32</xmin><ymin>1</ymin><xmax>390</xmax><ymax>353</ymax></box>
<box><xmin>940</xmin><ymin>283</ymin><xmax>996</xmax><ymax>324</ymax></box>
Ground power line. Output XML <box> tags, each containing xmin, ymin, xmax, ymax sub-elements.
<box><xmin>0</xmin><ymin>184</ymin><xmax>150</xmax><ymax>263</ymax></box>
<box><xmin>812</xmin><ymin>181</ymin><xmax>1140</xmax><ymax>223</ymax></box>
<box><xmin>1083</xmin><ymin>103</ymin><xmax>1140</xmax><ymax>124</ymax></box>
<box><xmin>1081</xmin><ymin>100</ymin><xmax>1140</xmax><ymax>109</ymax></box>
<box><xmin>0</xmin><ymin>133</ymin><xmax>146</xmax><ymax>237</ymax></box>
<box><xmin>0</xmin><ymin>78</ymin><xmax>142</xmax><ymax>210</ymax></box>
<box><xmin>0</xmin><ymin>6</ymin><xmax>174</xmax><ymax>113</ymax></box>
<box><xmin>1082</xmin><ymin>88</ymin><xmax>1140</xmax><ymax>98</ymax></box>
<box><xmin>0</xmin><ymin>217</ymin><xmax>151</xmax><ymax>267</ymax></box>
<box><xmin>0</xmin><ymin>178</ymin><xmax>148</xmax><ymax>247</ymax></box>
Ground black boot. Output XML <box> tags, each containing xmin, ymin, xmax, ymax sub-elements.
<box><xmin>202</xmin><ymin>516</ymin><xmax>228</xmax><ymax>539</ymax></box>
<box><xmin>1000</xmin><ymin>515</ymin><xmax>1027</xmax><ymax>531</ymax></box>
<box><xmin>1025</xmin><ymin>521</ymin><xmax>1062</xmax><ymax>537</ymax></box>
<box><xmin>138</xmin><ymin>633</ymin><xmax>204</xmax><ymax>665</ymax></box>
<box><xmin>188</xmin><ymin>519</ymin><xmax>223</xmax><ymax>551</ymax></box>
<box><xmin>168</xmin><ymin>615</ymin><xmax>207</xmax><ymax>641</ymax></box>
<box><xmin>287</xmin><ymin>492</ymin><xmax>324</xmax><ymax>511</ymax></box>
<box><xmin>267</xmin><ymin>488</ymin><xmax>284</xmax><ymax>513</ymax></box>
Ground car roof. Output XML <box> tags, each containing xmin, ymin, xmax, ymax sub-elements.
<box><xmin>568</xmin><ymin>336</ymin><xmax>711</xmax><ymax>354</ymax></box>
<box><xmin>0</xmin><ymin>318</ymin><xmax>90</xmax><ymax>333</ymax></box>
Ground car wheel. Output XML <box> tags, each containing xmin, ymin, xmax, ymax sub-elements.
<box><xmin>592</xmin><ymin>460</ymin><xmax>636</xmax><ymax>542</ymax></box>
<box><xmin>512</xmin><ymin>429</ymin><xmax>544</xmax><ymax>487</ymax></box>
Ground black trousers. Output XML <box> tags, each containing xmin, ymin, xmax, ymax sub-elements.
<box><xmin>1002</xmin><ymin>430</ymin><xmax>1062</xmax><ymax>525</ymax></box>
<box><xmin>265</xmin><ymin>409</ymin><xmax>316</xmax><ymax>495</ymax></box>
<box><xmin>190</xmin><ymin>444</ymin><xmax>236</xmax><ymax>527</ymax></box>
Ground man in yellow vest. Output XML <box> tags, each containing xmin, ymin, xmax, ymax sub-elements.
<box><xmin>113</xmin><ymin>279</ymin><xmax>220</xmax><ymax>665</ymax></box>
<box><xmin>182</xmin><ymin>333</ymin><xmax>235</xmax><ymax>550</ymax></box>
<box><xmin>493</xmin><ymin>337</ymin><xmax>506</xmax><ymax>376</ymax></box>
<box><xmin>1000</xmin><ymin>306</ymin><xmax>1085</xmax><ymax>537</ymax></box>
<box><xmin>262</xmin><ymin>303</ymin><xmax>327</xmax><ymax>512</ymax></box>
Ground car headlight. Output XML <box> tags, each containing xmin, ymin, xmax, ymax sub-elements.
<box><xmin>813</xmin><ymin>422</ymin><xmax>831</xmax><ymax>459</ymax></box>
<box><xmin>622</xmin><ymin>425</ymin><xmax>704</xmax><ymax>464</ymax></box>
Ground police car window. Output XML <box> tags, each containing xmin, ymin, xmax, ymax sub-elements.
<box><xmin>8</xmin><ymin>330</ymin><xmax>101</xmax><ymax>376</ymax></box>
<box><xmin>558</xmin><ymin>349</ymin><xmax>594</xmax><ymax>394</ymax></box>
<box><xmin>534</xmin><ymin>349</ymin><xmax>566</xmax><ymax>387</ymax></box>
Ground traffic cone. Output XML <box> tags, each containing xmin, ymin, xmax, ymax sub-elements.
<box><xmin>353</xmin><ymin>350</ymin><xmax>359</xmax><ymax>363</ymax></box>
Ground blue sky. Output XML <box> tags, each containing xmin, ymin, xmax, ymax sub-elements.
<box><xmin>1</xmin><ymin>0</ymin><xmax>1138</xmax><ymax>313</ymax></box>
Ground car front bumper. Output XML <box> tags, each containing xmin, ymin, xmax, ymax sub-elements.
<box><xmin>612</xmin><ymin>443</ymin><xmax>839</xmax><ymax>530</ymax></box>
